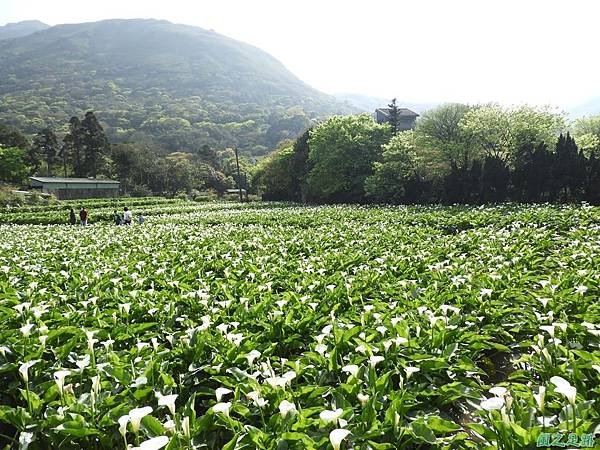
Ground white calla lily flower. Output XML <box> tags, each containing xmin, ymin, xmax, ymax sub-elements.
<box><xmin>215</xmin><ymin>387</ymin><xmax>232</xmax><ymax>402</ymax></box>
<box><xmin>489</xmin><ymin>386</ymin><xmax>507</xmax><ymax>397</ymax></box>
<box><xmin>128</xmin><ymin>406</ymin><xmax>153</xmax><ymax>433</ymax></box>
<box><xmin>133</xmin><ymin>436</ymin><xmax>169</xmax><ymax>450</ymax></box>
<box><xmin>481</xmin><ymin>396</ymin><xmax>504</xmax><ymax>411</ymax></box>
<box><xmin>320</xmin><ymin>408</ymin><xmax>343</xmax><ymax>424</ymax></box>
<box><xmin>212</xmin><ymin>402</ymin><xmax>232</xmax><ymax>417</ymax></box>
<box><xmin>158</xmin><ymin>394</ymin><xmax>178</xmax><ymax>416</ymax></box>
<box><xmin>341</xmin><ymin>365</ymin><xmax>359</xmax><ymax>377</ymax></box>
<box><xmin>329</xmin><ymin>429</ymin><xmax>351</xmax><ymax>450</ymax></box>
<box><xmin>118</xmin><ymin>414</ymin><xmax>129</xmax><ymax>439</ymax></box>
<box><xmin>278</xmin><ymin>400</ymin><xmax>297</xmax><ymax>418</ymax></box>
<box><xmin>53</xmin><ymin>370</ymin><xmax>71</xmax><ymax>395</ymax></box>
<box><xmin>18</xmin><ymin>360</ymin><xmax>39</xmax><ymax>383</ymax></box>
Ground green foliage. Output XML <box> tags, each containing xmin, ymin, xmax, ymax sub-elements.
<box><xmin>255</xmin><ymin>105</ymin><xmax>600</xmax><ymax>206</ymax></box>
<box><xmin>572</xmin><ymin>115</ymin><xmax>600</xmax><ymax>137</ymax></box>
<box><xmin>0</xmin><ymin>123</ymin><xmax>29</xmax><ymax>149</ymax></box>
<box><xmin>307</xmin><ymin>114</ymin><xmax>391</xmax><ymax>203</ymax></box>
<box><xmin>0</xmin><ymin>201</ymin><xmax>598</xmax><ymax>449</ymax></box>
<box><xmin>387</xmin><ymin>98</ymin><xmax>400</xmax><ymax>135</ymax></box>
<box><xmin>81</xmin><ymin>112</ymin><xmax>109</xmax><ymax>178</ymax></box>
<box><xmin>253</xmin><ymin>146</ymin><xmax>299</xmax><ymax>201</ymax></box>
<box><xmin>416</xmin><ymin>103</ymin><xmax>475</xmax><ymax>168</ymax></box>
<box><xmin>365</xmin><ymin>131</ymin><xmax>420</xmax><ymax>203</ymax></box>
<box><xmin>459</xmin><ymin>104</ymin><xmax>565</xmax><ymax>163</ymax></box>
<box><xmin>32</xmin><ymin>128</ymin><xmax>58</xmax><ymax>177</ymax></box>
<box><xmin>0</xmin><ymin>146</ymin><xmax>28</xmax><ymax>183</ymax></box>
<box><xmin>572</xmin><ymin>115</ymin><xmax>600</xmax><ymax>156</ymax></box>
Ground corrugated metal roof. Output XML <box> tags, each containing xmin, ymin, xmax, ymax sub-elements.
<box><xmin>375</xmin><ymin>108</ymin><xmax>420</xmax><ymax>118</ymax></box>
<box><xmin>29</xmin><ymin>177</ymin><xmax>120</xmax><ymax>184</ymax></box>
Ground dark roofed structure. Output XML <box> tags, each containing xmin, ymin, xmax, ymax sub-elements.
<box><xmin>29</xmin><ymin>177</ymin><xmax>120</xmax><ymax>199</ymax></box>
<box><xmin>374</xmin><ymin>107</ymin><xmax>419</xmax><ymax>131</ymax></box>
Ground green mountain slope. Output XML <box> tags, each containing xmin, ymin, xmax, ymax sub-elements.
<box><xmin>0</xmin><ymin>19</ymin><xmax>354</xmax><ymax>155</ymax></box>
<box><xmin>0</xmin><ymin>20</ymin><xmax>49</xmax><ymax>40</ymax></box>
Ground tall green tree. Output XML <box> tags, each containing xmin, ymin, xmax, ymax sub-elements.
<box><xmin>387</xmin><ymin>98</ymin><xmax>400</xmax><ymax>135</ymax></box>
<box><xmin>513</xmin><ymin>142</ymin><xmax>554</xmax><ymax>202</ymax></box>
<box><xmin>63</xmin><ymin>117</ymin><xmax>85</xmax><ymax>177</ymax></box>
<box><xmin>552</xmin><ymin>133</ymin><xmax>585</xmax><ymax>201</ymax></box>
<box><xmin>81</xmin><ymin>111</ymin><xmax>109</xmax><ymax>178</ymax></box>
<box><xmin>480</xmin><ymin>156</ymin><xmax>510</xmax><ymax>203</ymax></box>
<box><xmin>584</xmin><ymin>150</ymin><xmax>600</xmax><ymax>204</ymax></box>
<box><xmin>32</xmin><ymin>128</ymin><xmax>58</xmax><ymax>176</ymax></box>
<box><xmin>307</xmin><ymin>114</ymin><xmax>391</xmax><ymax>203</ymax></box>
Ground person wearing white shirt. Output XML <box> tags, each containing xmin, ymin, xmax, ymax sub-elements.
<box><xmin>123</xmin><ymin>207</ymin><xmax>133</xmax><ymax>225</ymax></box>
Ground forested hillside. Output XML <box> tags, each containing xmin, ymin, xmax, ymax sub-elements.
<box><xmin>0</xmin><ymin>19</ymin><xmax>353</xmax><ymax>156</ymax></box>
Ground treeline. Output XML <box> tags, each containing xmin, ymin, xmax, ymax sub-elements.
<box><xmin>0</xmin><ymin>112</ymin><xmax>250</xmax><ymax>196</ymax></box>
<box><xmin>253</xmin><ymin>104</ymin><xmax>600</xmax><ymax>204</ymax></box>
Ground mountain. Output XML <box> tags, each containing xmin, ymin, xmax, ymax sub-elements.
<box><xmin>0</xmin><ymin>19</ymin><xmax>354</xmax><ymax>156</ymax></box>
<box><xmin>334</xmin><ymin>92</ymin><xmax>439</xmax><ymax>115</ymax></box>
<box><xmin>0</xmin><ymin>20</ymin><xmax>49</xmax><ymax>40</ymax></box>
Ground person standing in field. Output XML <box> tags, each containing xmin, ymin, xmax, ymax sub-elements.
<box><xmin>69</xmin><ymin>207</ymin><xmax>77</xmax><ymax>225</ymax></box>
<box><xmin>137</xmin><ymin>214</ymin><xmax>145</xmax><ymax>225</ymax></box>
<box><xmin>79</xmin><ymin>207</ymin><xmax>88</xmax><ymax>226</ymax></box>
<box><xmin>123</xmin><ymin>207</ymin><xmax>132</xmax><ymax>225</ymax></box>
<box><xmin>113</xmin><ymin>210</ymin><xmax>122</xmax><ymax>225</ymax></box>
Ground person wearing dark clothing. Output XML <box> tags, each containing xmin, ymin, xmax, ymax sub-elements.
<box><xmin>69</xmin><ymin>208</ymin><xmax>77</xmax><ymax>225</ymax></box>
<box><xmin>79</xmin><ymin>207</ymin><xmax>88</xmax><ymax>226</ymax></box>
<box><xmin>114</xmin><ymin>210</ymin><xmax>122</xmax><ymax>225</ymax></box>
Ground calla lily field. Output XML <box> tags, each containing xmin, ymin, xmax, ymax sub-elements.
<box><xmin>0</xmin><ymin>200</ymin><xmax>599</xmax><ymax>449</ymax></box>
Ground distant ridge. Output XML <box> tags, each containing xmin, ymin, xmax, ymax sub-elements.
<box><xmin>0</xmin><ymin>20</ymin><xmax>49</xmax><ymax>40</ymax></box>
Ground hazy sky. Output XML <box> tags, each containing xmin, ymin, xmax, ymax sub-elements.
<box><xmin>1</xmin><ymin>0</ymin><xmax>599</xmax><ymax>108</ymax></box>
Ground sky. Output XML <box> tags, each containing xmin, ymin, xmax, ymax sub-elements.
<box><xmin>1</xmin><ymin>0</ymin><xmax>599</xmax><ymax>109</ymax></box>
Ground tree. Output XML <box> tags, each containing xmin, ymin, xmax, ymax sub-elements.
<box><xmin>24</xmin><ymin>143</ymin><xmax>43</xmax><ymax>176</ymax></box>
<box><xmin>32</xmin><ymin>128</ymin><xmax>58</xmax><ymax>176</ymax></box>
<box><xmin>387</xmin><ymin>98</ymin><xmax>400</xmax><ymax>135</ymax></box>
<box><xmin>552</xmin><ymin>133</ymin><xmax>585</xmax><ymax>201</ymax></box>
<box><xmin>480</xmin><ymin>156</ymin><xmax>510</xmax><ymax>203</ymax></box>
<box><xmin>111</xmin><ymin>143</ymin><xmax>157</xmax><ymax>194</ymax></box>
<box><xmin>0</xmin><ymin>124</ymin><xmax>29</xmax><ymax>149</ymax></box>
<box><xmin>416</xmin><ymin>103</ymin><xmax>475</xmax><ymax>168</ymax></box>
<box><xmin>306</xmin><ymin>114</ymin><xmax>391</xmax><ymax>203</ymax></box>
<box><xmin>572</xmin><ymin>115</ymin><xmax>600</xmax><ymax>138</ymax></box>
<box><xmin>365</xmin><ymin>131</ymin><xmax>421</xmax><ymax>203</ymax></box>
<box><xmin>253</xmin><ymin>146</ymin><xmax>299</xmax><ymax>200</ymax></box>
<box><xmin>63</xmin><ymin>117</ymin><xmax>85</xmax><ymax>177</ymax></box>
<box><xmin>572</xmin><ymin>115</ymin><xmax>600</xmax><ymax>157</ymax></box>
<box><xmin>574</xmin><ymin>133</ymin><xmax>600</xmax><ymax>156</ymax></box>
<box><xmin>584</xmin><ymin>150</ymin><xmax>600</xmax><ymax>204</ymax></box>
<box><xmin>0</xmin><ymin>147</ymin><xmax>28</xmax><ymax>183</ymax></box>
<box><xmin>251</xmin><ymin>127</ymin><xmax>315</xmax><ymax>202</ymax></box>
<box><xmin>81</xmin><ymin>112</ymin><xmax>109</xmax><ymax>177</ymax></box>
<box><xmin>459</xmin><ymin>104</ymin><xmax>565</xmax><ymax>163</ymax></box>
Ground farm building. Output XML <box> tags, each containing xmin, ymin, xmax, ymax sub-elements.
<box><xmin>374</xmin><ymin>107</ymin><xmax>419</xmax><ymax>131</ymax></box>
<box><xmin>29</xmin><ymin>177</ymin><xmax>120</xmax><ymax>199</ymax></box>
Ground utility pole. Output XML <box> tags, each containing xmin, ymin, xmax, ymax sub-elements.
<box><xmin>234</xmin><ymin>146</ymin><xmax>243</xmax><ymax>202</ymax></box>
